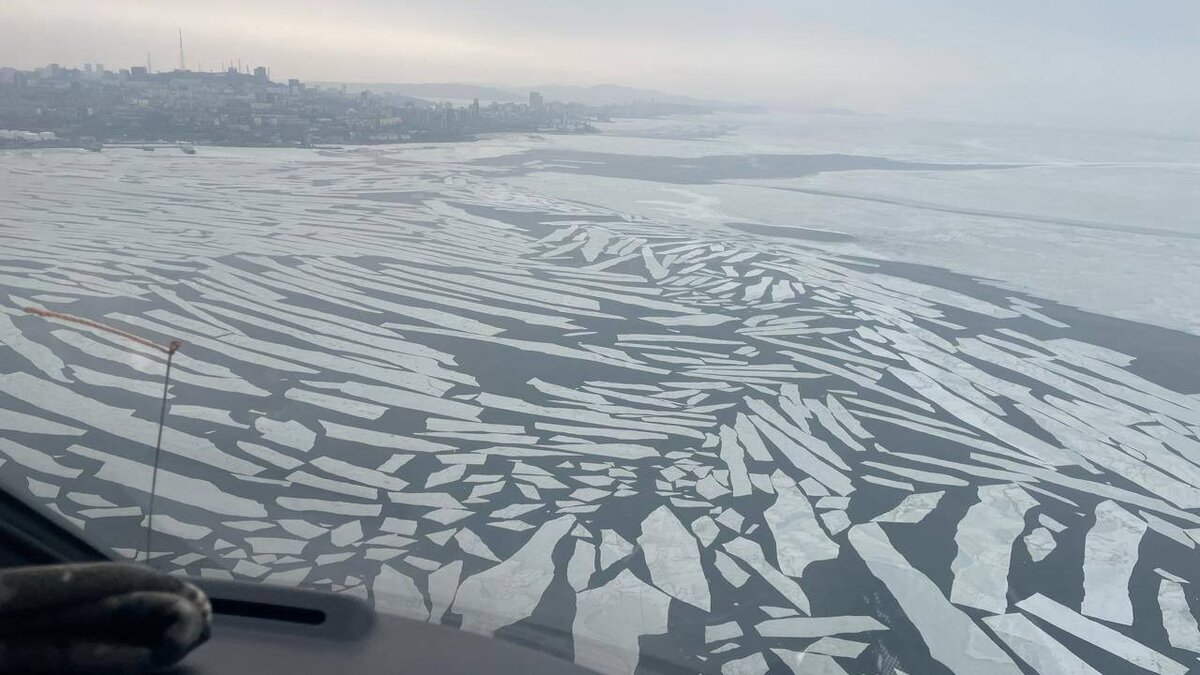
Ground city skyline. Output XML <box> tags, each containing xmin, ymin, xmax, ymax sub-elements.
<box><xmin>1</xmin><ymin>57</ymin><xmax>708</xmax><ymax>107</ymax></box>
<box><xmin>2</xmin><ymin>0</ymin><xmax>1199</xmax><ymax>136</ymax></box>
<box><xmin>0</xmin><ymin>60</ymin><xmax>698</xmax><ymax>149</ymax></box>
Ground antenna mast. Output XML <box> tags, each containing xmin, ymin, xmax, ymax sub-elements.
<box><xmin>145</xmin><ymin>340</ymin><xmax>182</xmax><ymax>564</ymax></box>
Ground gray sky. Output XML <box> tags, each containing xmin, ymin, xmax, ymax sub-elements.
<box><xmin>3</xmin><ymin>0</ymin><xmax>1198</xmax><ymax>133</ymax></box>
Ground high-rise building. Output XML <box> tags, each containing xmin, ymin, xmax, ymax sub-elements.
<box><xmin>529</xmin><ymin>91</ymin><xmax>544</xmax><ymax>109</ymax></box>
<box><xmin>253</xmin><ymin>66</ymin><xmax>268</xmax><ymax>82</ymax></box>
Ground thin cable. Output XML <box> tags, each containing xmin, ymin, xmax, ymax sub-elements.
<box><xmin>145</xmin><ymin>340</ymin><xmax>182</xmax><ymax>565</ymax></box>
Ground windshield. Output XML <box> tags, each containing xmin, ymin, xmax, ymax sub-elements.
<box><xmin>2</xmin><ymin>3</ymin><xmax>1200</xmax><ymax>675</ymax></box>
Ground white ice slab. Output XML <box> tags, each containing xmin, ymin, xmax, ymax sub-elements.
<box><xmin>723</xmin><ymin>537</ymin><xmax>810</xmax><ymax>613</ymax></box>
<box><xmin>1023</xmin><ymin>527</ymin><xmax>1056</xmax><ymax>562</ymax></box>
<box><xmin>453</xmin><ymin>515</ymin><xmax>574</xmax><ymax>635</ymax></box>
<box><xmin>720</xmin><ymin>653</ymin><xmax>768</xmax><ymax>675</ymax></box>
<box><xmin>713</xmin><ymin>551</ymin><xmax>750</xmax><ymax>588</ymax></box>
<box><xmin>850</xmin><ymin>523</ymin><xmax>1022</xmax><ymax>675</ymax></box>
<box><xmin>805</xmin><ymin>637</ymin><xmax>867</xmax><ymax>658</ymax></box>
<box><xmin>573</xmin><ymin>569</ymin><xmax>671</xmax><ymax>675</ymax></box>
<box><xmin>950</xmin><ymin>484</ymin><xmax>1037</xmax><ymax>614</ymax></box>
<box><xmin>599</xmin><ymin>528</ymin><xmax>635</xmax><ymax>569</ymax></box>
<box><xmin>0</xmin><ymin>438</ymin><xmax>82</xmax><ymax>478</ymax></box>
<box><xmin>567</xmin><ymin>539</ymin><xmax>597</xmax><ymax>592</ymax></box>
<box><xmin>455</xmin><ymin>528</ymin><xmax>500</xmax><ymax>562</ymax></box>
<box><xmin>1081</xmin><ymin>500</ymin><xmax>1146</xmax><ymax>625</ymax></box>
<box><xmin>1017</xmin><ymin>593</ymin><xmax>1186</xmax><ymax>675</ymax></box>
<box><xmin>1158</xmin><ymin>579</ymin><xmax>1200</xmax><ymax>653</ymax></box>
<box><xmin>637</xmin><ymin>505</ymin><xmax>711</xmax><ymax>610</ymax></box>
<box><xmin>983</xmin><ymin>613</ymin><xmax>1101</xmax><ymax>675</ymax></box>
<box><xmin>766</xmin><ymin>470</ymin><xmax>839</xmax><ymax>578</ymax></box>
<box><xmin>373</xmin><ymin>564</ymin><xmax>430</xmax><ymax>622</ymax></box>
<box><xmin>0</xmin><ymin>409</ymin><xmax>85</xmax><ymax>436</ymax></box>
<box><xmin>427</xmin><ymin>559</ymin><xmax>462</xmax><ymax>625</ymax></box>
<box><xmin>874</xmin><ymin>491</ymin><xmax>943</xmax><ymax>524</ymax></box>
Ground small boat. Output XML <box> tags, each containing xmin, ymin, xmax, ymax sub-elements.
<box><xmin>180</xmin><ymin>144</ymin><xmax>196</xmax><ymax>155</ymax></box>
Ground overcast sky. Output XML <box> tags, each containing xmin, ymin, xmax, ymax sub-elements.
<box><xmin>3</xmin><ymin>0</ymin><xmax>1197</xmax><ymax>134</ymax></box>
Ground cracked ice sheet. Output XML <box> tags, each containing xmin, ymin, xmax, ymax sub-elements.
<box><xmin>1081</xmin><ymin>500</ymin><xmax>1146</xmax><ymax>625</ymax></box>
<box><xmin>10</xmin><ymin>135</ymin><xmax>1200</xmax><ymax>675</ymax></box>
<box><xmin>1</xmin><ymin>372</ymin><xmax>262</xmax><ymax>476</ymax></box>
<box><xmin>949</xmin><ymin>484</ymin><xmax>1037</xmax><ymax>614</ymax></box>
<box><xmin>67</xmin><ymin>444</ymin><xmax>265</xmax><ymax>517</ymax></box>
<box><xmin>573</xmin><ymin>569</ymin><xmax>671</xmax><ymax>675</ymax></box>
<box><xmin>0</xmin><ymin>312</ymin><xmax>69</xmax><ymax>381</ymax></box>
<box><xmin>452</xmin><ymin>515</ymin><xmax>574</xmax><ymax>635</ymax></box>
<box><xmin>849</xmin><ymin>523</ymin><xmax>1023</xmax><ymax>675</ymax></box>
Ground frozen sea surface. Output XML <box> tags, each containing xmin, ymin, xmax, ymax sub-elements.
<box><xmin>497</xmin><ymin>113</ymin><xmax>1200</xmax><ymax>336</ymax></box>
<box><xmin>1</xmin><ymin>118</ymin><xmax>1199</xmax><ymax>675</ymax></box>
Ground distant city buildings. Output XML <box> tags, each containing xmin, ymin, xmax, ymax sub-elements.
<box><xmin>0</xmin><ymin>62</ymin><xmax>707</xmax><ymax>148</ymax></box>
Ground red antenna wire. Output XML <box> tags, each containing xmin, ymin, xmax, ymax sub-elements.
<box><xmin>24</xmin><ymin>306</ymin><xmax>175</xmax><ymax>355</ymax></box>
<box><xmin>23</xmin><ymin>306</ymin><xmax>183</xmax><ymax>565</ymax></box>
